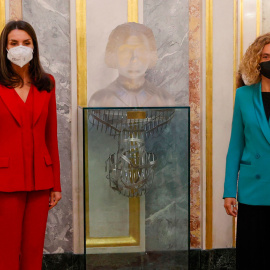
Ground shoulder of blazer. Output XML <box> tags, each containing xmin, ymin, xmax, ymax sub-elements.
<box><xmin>48</xmin><ymin>74</ymin><xmax>55</xmax><ymax>82</ymax></box>
<box><xmin>48</xmin><ymin>74</ymin><xmax>55</xmax><ymax>88</ymax></box>
<box><xmin>0</xmin><ymin>84</ymin><xmax>9</xmax><ymax>95</ymax></box>
<box><xmin>0</xmin><ymin>84</ymin><xmax>15</xmax><ymax>103</ymax></box>
<box><xmin>235</xmin><ymin>83</ymin><xmax>258</xmax><ymax>99</ymax></box>
<box><xmin>236</xmin><ymin>84</ymin><xmax>253</xmax><ymax>92</ymax></box>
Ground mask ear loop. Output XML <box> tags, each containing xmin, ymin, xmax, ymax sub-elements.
<box><xmin>30</xmin><ymin>48</ymin><xmax>34</xmax><ymax>66</ymax></box>
<box><xmin>257</xmin><ymin>63</ymin><xmax>262</xmax><ymax>79</ymax></box>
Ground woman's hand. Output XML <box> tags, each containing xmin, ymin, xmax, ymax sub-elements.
<box><xmin>224</xmin><ymin>197</ymin><xmax>237</xmax><ymax>217</ymax></box>
<box><xmin>49</xmin><ymin>191</ymin><xmax>62</xmax><ymax>210</ymax></box>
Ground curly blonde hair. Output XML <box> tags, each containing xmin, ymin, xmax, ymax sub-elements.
<box><xmin>239</xmin><ymin>33</ymin><xmax>270</xmax><ymax>86</ymax></box>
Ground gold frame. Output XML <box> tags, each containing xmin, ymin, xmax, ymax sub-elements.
<box><xmin>0</xmin><ymin>0</ymin><xmax>5</xmax><ymax>31</ymax></box>
<box><xmin>256</xmin><ymin>0</ymin><xmax>260</xmax><ymax>37</ymax></box>
<box><xmin>239</xmin><ymin>0</ymin><xmax>243</xmax><ymax>59</ymax></box>
<box><xmin>233</xmin><ymin>0</ymin><xmax>238</xmax><ymax>101</ymax></box>
<box><xmin>205</xmin><ymin>0</ymin><xmax>213</xmax><ymax>250</ymax></box>
<box><xmin>77</xmin><ymin>0</ymin><xmax>141</xmax><ymax>248</ymax></box>
<box><xmin>76</xmin><ymin>0</ymin><xmax>87</xmax><ymax>107</ymax></box>
<box><xmin>128</xmin><ymin>0</ymin><xmax>138</xmax><ymax>22</ymax></box>
<box><xmin>84</xmin><ymin>108</ymin><xmax>141</xmax><ymax>248</ymax></box>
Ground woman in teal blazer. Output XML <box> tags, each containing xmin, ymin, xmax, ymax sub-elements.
<box><xmin>224</xmin><ymin>33</ymin><xmax>270</xmax><ymax>270</ymax></box>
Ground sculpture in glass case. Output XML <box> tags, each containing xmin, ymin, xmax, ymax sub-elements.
<box><xmin>89</xmin><ymin>109</ymin><xmax>175</xmax><ymax>197</ymax></box>
<box><xmin>88</xmin><ymin>22</ymin><xmax>175</xmax><ymax>197</ymax></box>
<box><xmin>88</xmin><ymin>22</ymin><xmax>175</xmax><ymax>107</ymax></box>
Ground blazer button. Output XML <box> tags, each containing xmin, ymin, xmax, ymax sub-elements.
<box><xmin>256</xmin><ymin>174</ymin><xmax>261</xmax><ymax>179</ymax></box>
<box><xmin>255</xmin><ymin>153</ymin><xmax>260</xmax><ymax>159</ymax></box>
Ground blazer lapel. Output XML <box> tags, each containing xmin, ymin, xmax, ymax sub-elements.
<box><xmin>0</xmin><ymin>85</ymin><xmax>22</xmax><ymax>126</ymax></box>
<box><xmin>253</xmin><ymin>82</ymin><xmax>270</xmax><ymax>144</ymax></box>
<box><xmin>33</xmin><ymin>86</ymin><xmax>47</xmax><ymax>126</ymax></box>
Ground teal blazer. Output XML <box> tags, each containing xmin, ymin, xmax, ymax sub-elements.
<box><xmin>224</xmin><ymin>82</ymin><xmax>270</xmax><ymax>205</ymax></box>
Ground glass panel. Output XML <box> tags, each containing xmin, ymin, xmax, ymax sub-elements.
<box><xmin>82</xmin><ymin>107</ymin><xmax>190</xmax><ymax>270</ymax></box>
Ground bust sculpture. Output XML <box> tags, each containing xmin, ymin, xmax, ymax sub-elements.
<box><xmin>88</xmin><ymin>22</ymin><xmax>175</xmax><ymax>107</ymax></box>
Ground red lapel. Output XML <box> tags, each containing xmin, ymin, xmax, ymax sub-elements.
<box><xmin>33</xmin><ymin>85</ymin><xmax>47</xmax><ymax>126</ymax></box>
<box><xmin>0</xmin><ymin>85</ymin><xmax>22</xmax><ymax>126</ymax></box>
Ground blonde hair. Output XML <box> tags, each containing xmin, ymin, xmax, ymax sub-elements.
<box><xmin>239</xmin><ymin>33</ymin><xmax>270</xmax><ymax>86</ymax></box>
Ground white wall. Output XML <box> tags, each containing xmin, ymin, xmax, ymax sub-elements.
<box><xmin>210</xmin><ymin>0</ymin><xmax>260</xmax><ymax>248</ymax></box>
<box><xmin>212</xmin><ymin>0</ymin><xmax>234</xmax><ymax>248</ymax></box>
<box><xmin>262</xmin><ymin>0</ymin><xmax>270</xmax><ymax>34</ymax></box>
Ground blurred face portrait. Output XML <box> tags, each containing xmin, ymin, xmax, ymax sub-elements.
<box><xmin>116</xmin><ymin>34</ymin><xmax>151</xmax><ymax>79</ymax></box>
<box><xmin>7</xmin><ymin>29</ymin><xmax>34</xmax><ymax>50</ymax></box>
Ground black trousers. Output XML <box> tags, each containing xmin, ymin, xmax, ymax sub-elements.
<box><xmin>236</xmin><ymin>203</ymin><xmax>270</xmax><ymax>270</ymax></box>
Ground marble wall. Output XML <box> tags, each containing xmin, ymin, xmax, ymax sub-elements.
<box><xmin>9</xmin><ymin>0</ymin><xmax>22</xmax><ymax>20</ymax></box>
<box><xmin>143</xmin><ymin>0</ymin><xmax>199</xmax><ymax>249</ymax></box>
<box><xmin>23</xmin><ymin>0</ymin><xmax>73</xmax><ymax>253</ymax></box>
<box><xmin>144</xmin><ymin>0</ymin><xmax>189</xmax><ymax>106</ymax></box>
<box><xmin>145</xmin><ymin>109</ymin><xmax>189</xmax><ymax>253</ymax></box>
<box><xmin>189</xmin><ymin>0</ymin><xmax>201</xmax><ymax>248</ymax></box>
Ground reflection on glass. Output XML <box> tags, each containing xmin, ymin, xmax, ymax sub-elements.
<box><xmin>89</xmin><ymin>109</ymin><xmax>175</xmax><ymax>197</ymax></box>
<box><xmin>80</xmin><ymin>107</ymin><xmax>189</xmax><ymax>269</ymax></box>
<box><xmin>89</xmin><ymin>23</ymin><xmax>175</xmax><ymax>107</ymax></box>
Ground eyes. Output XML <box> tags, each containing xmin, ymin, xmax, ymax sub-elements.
<box><xmin>261</xmin><ymin>54</ymin><xmax>270</xmax><ymax>60</ymax></box>
<box><xmin>8</xmin><ymin>40</ymin><xmax>33</xmax><ymax>47</ymax></box>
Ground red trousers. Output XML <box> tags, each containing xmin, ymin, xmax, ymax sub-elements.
<box><xmin>0</xmin><ymin>190</ymin><xmax>50</xmax><ymax>270</ymax></box>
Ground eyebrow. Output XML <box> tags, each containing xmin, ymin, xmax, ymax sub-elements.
<box><xmin>262</xmin><ymin>53</ymin><xmax>270</xmax><ymax>56</ymax></box>
<box><xmin>9</xmin><ymin>39</ymin><xmax>32</xmax><ymax>42</ymax></box>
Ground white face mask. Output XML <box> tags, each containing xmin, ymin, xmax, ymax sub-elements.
<box><xmin>7</xmin><ymin>45</ymin><xmax>33</xmax><ymax>68</ymax></box>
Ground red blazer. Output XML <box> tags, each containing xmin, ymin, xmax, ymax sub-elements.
<box><xmin>0</xmin><ymin>76</ymin><xmax>61</xmax><ymax>192</ymax></box>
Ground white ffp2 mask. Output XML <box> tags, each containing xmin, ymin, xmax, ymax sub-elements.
<box><xmin>7</xmin><ymin>45</ymin><xmax>33</xmax><ymax>68</ymax></box>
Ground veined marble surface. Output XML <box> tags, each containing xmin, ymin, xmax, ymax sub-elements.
<box><xmin>144</xmin><ymin>0</ymin><xmax>189</xmax><ymax>106</ymax></box>
<box><xmin>9</xmin><ymin>0</ymin><xmax>22</xmax><ymax>20</ymax></box>
<box><xmin>23</xmin><ymin>0</ymin><xmax>72</xmax><ymax>253</ymax></box>
<box><xmin>145</xmin><ymin>109</ymin><xmax>189</xmax><ymax>252</ymax></box>
<box><xmin>189</xmin><ymin>0</ymin><xmax>202</xmax><ymax>248</ymax></box>
<box><xmin>144</xmin><ymin>0</ymin><xmax>190</xmax><ymax>251</ymax></box>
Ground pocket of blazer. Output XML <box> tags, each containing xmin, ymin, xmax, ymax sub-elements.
<box><xmin>240</xmin><ymin>160</ymin><xmax>251</xmax><ymax>165</ymax></box>
<box><xmin>44</xmin><ymin>155</ymin><xmax>53</xmax><ymax>166</ymax></box>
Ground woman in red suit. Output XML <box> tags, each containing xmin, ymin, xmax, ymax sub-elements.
<box><xmin>0</xmin><ymin>20</ymin><xmax>61</xmax><ymax>269</ymax></box>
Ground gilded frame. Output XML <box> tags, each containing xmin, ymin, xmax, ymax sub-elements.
<box><xmin>0</xmin><ymin>0</ymin><xmax>5</xmax><ymax>31</ymax></box>
<box><xmin>77</xmin><ymin>0</ymin><xmax>141</xmax><ymax>248</ymax></box>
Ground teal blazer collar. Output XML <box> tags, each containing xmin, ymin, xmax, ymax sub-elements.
<box><xmin>253</xmin><ymin>81</ymin><xmax>270</xmax><ymax>144</ymax></box>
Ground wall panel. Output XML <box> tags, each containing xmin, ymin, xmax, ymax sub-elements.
<box><xmin>23</xmin><ymin>0</ymin><xmax>73</xmax><ymax>253</ymax></box>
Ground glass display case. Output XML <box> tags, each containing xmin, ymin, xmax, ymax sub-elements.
<box><xmin>79</xmin><ymin>107</ymin><xmax>190</xmax><ymax>270</ymax></box>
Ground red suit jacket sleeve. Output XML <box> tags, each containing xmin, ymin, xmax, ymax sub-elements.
<box><xmin>45</xmin><ymin>76</ymin><xmax>61</xmax><ymax>192</ymax></box>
